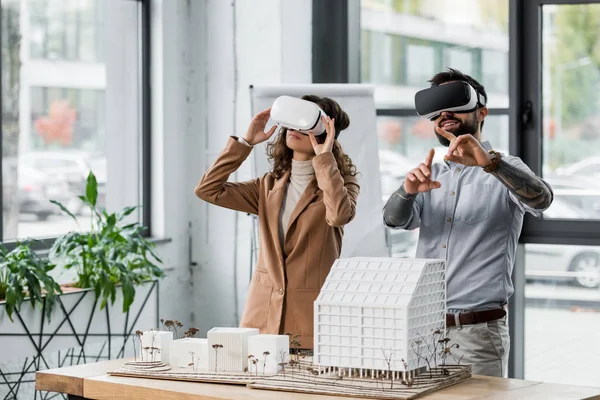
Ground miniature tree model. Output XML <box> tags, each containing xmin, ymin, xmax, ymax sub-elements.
<box><xmin>247</xmin><ymin>355</ymin><xmax>259</xmax><ymax>375</ymax></box>
<box><xmin>427</xmin><ymin>328</ymin><xmax>445</xmax><ymax>370</ymax></box>
<box><xmin>380</xmin><ymin>348</ymin><xmax>394</xmax><ymax>389</ymax></box>
<box><xmin>400</xmin><ymin>358</ymin><xmax>414</xmax><ymax>387</ymax></box>
<box><xmin>452</xmin><ymin>353</ymin><xmax>464</xmax><ymax>365</ymax></box>
<box><xmin>288</xmin><ymin>359</ymin><xmax>299</xmax><ymax>378</ymax></box>
<box><xmin>152</xmin><ymin>347</ymin><xmax>161</xmax><ymax>362</ymax></box>
<box><xmin>149</xmin><ymin>330</ymin><xmax>159</xmax><ymax>362</ymax></box>
<box><xmin>131</xmin><ymin>336</ymin><xmax>136</xmax><ymax>361</ymax></box>
<box><xmin>184</xmin><ymin>327</ymin><xmax>200</xmax><ymax>338</ymax></box>
<box><xmin>412</xmin><ymin>339</ymin><xmax>433</xmax><ymax>379</ymax></box>
<box><xmin>416</xmin><ymin>328</ymin><xmax>446</xmax><ymax>377</ymax></box>
<box><xmin>135</xmin><ymin>330</ymin><xmax>144</xmax><ymax>361</ymax></box>
<box><xmin>212</xmin><ymin>344</ymin><xmax>223</xmax><ymax>372</ymax></box>
<box><xmin>132</xmin><ymin>334</ymin><xmax>138</xmax><ymax>361</ymax></box>
<box><xmin>278</xmin><ymin>350</ymin><xmax>288</xmax><ymax>378</ymax></box>
<box><xmin>189</xmin><ymin>352</ymin><xmax>196</xmax><ymax>371</ymax></box>
<box><xmin>262</xmin><ymin>351</ymin><xmax>270</xmax><ymax>376</ymax></box>
<box><xmin>285</xmin><ymin>333</ymin><xmax>302</xmax><ymax>360</ymax></box>
<box><xmin>306</xmin><ymin>366</ymin><xmax>319</xmax><ymax>384</ymax></box>
<box><xmin>161</xmin><ymin>319</ymin><xmax>184</xmax><ymax>339</ymax></box>
<box><xmin>439</xmin><ymin>336</ymin><xmax>460</xmax><ymax>374</ymax></box>
<box><xmin>251</xmin><ymin>355</ymin><xmax>259</xmax><ymax>375</ymax></box>
<box><xmin>377</xmin><ymin>372</ymin><xmax>386</xmax><ymax>391</ymax></box>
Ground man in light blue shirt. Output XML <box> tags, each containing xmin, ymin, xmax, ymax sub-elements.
<box><xmin>383</xmin><ymin>69</ymin><xmax>553</xmax><ymax>377</ymax></box>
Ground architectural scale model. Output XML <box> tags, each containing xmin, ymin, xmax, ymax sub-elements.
<box><xmin>247</xmin><ymin>334</ymin><xmax>290</xmax><ymax>375</ymax></box>
<box><xmin>170</xmin><ymin>338</ymin><xmax>208</xmax><ymax>370</ymax></box>
<box><xmin>111</xmin><ymin>258</ymin><xmax>471</xmax><ymax>400</ymax></box>
<box><xmin>314</xmin><ymin>257</ymin><xmax>446</xmax><ymax>377</ymax></box>
<box><xmin>139</xmin><ymin>329</ymin><xmax>173</xmax><ymax>364</ymax></box>
<box><xmin>207</xmin><ymin>327</ymin><xmax>259</xmax><ymax>372</ymax></box>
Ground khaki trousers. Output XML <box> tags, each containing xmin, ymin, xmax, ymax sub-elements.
<box><xmin>446</xmin><ymin>314</ymin><xmax>510</xmax><ymax>377</ymax></box>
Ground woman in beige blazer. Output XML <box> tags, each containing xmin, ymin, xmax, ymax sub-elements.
<box><xmin>195</xmin><ymin>95</ymin><xmax>360</xmax><ymax>350</ymax></box>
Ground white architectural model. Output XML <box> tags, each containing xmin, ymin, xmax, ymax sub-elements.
<box><xmin>247</xmin><ymin>334</ymin><xmax>289</xmax><ymax>375</ymax></box>
<box><xmin>207</xmin><ymin>327</ymin><xmax>259</xmax><ymax>372</ymax></box>
<box><xmin>170</xmin><ymin>338</ymin><xmax>208</xmax><ymax>370</ymax></box>
<box><xmin>314</xmin><ymin>257</ymin><xmax>446</xmax><ymax>375</ymax></box>
<box><xmin>140</xmin><ymin>330</ymin><xmax>173</xmax><ymax>364</ymax></box>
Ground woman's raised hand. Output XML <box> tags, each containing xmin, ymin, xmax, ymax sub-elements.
<box><xmin>243</xmin><ymin>108</ymin><xmax>278</xmax><ymax>146</ymax></box>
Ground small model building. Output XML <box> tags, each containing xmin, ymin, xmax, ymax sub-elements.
<box><xmin>140</xmin><ymin>330</ymin><xmax>173</xmax><ymax>364</ymax></box>
<box><xmin>247</xmin><ymin>334</ymin><xmax>290</xmax><ymax>375</ymax></box>
<box><xmin>314</xmin><ymin>257</ymin><xmax>446</xmax><ymax>377</ymax></box>
<box><xmin>207</xmin><ymin>327</ymin><xmax>259</xmax><ymax>372</ymax></box>
<box><xmin>170</xmin><ymin>338</ymin><xmax>208</xmax><ymax>370</ymax></box>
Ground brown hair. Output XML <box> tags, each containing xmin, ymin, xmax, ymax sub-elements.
<box><xmin>266</xmin><ymin>95</ymin><xmax>358</xmax><ymax>179</ymax></box>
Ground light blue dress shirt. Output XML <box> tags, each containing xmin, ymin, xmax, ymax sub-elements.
<box><xmin>386</xmin><ymin>142</ymin><xmax>552</xmax><ymax>311</ymax></box>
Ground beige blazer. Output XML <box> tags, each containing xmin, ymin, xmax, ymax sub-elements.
<box><xmin>194</xmin><ymin>137</ymin><xmax>360</xmax><ymax>348</ymax></box>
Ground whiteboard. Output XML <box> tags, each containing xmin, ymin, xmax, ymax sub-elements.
<box><xmin>249</xmin><ymin>84</ymin><xmax>389</xmax><ymax>258</ymax></box>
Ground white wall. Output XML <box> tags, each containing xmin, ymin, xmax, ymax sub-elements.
<box><xmin>149</xmin><ymin>0</ymin><xmax>312</xmax><ymax>335</ymax></box>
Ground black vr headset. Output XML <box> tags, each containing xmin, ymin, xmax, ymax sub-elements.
<box><xmin>414</xmin><ymin>81</ymin><xmax>487</xmax><ymax>121</ymax></box>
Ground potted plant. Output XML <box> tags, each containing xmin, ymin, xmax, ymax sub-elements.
<box><xmin>49</xmin><ymin>171</ymin><xmax>164</xmax><ymax>312</ymax></box>
<box><xmin>0</xmin><ymin>240</ymin><xmax>62</xmax><ymax>322</ymax></box>
<box><xmin>0</xmin><ymin>173</ymin><xmax>162</xmax><ymax>398</ymax></box>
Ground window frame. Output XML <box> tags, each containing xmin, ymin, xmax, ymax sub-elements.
<box><xmin>0</xmin><ymin>0</ymin><xmax>152</xmax><ymax>250</ymax></box>
<box><xmin>519</xmin><ymin>0</ymin><xmax>600</xmax><ymax>246</ymax></box>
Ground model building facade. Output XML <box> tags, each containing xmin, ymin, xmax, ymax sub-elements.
<box><xmin>247</xmin><ymin>334</ymin><xmax>290</xmax><ymax>374</ymax></box>
<box><xmin>314</xmin><ymin>257</ymin><xmax>446</xmax><ymax>375</ymax></box>
<box><xmin>207</xmin><ymin>327</ymin><xmax>259</xmax><ymax>372</ymax></box>
<box><xmin>170</xmin><ymin>338</ymin><xmax>208</xmax><ymax>370</ymax></box>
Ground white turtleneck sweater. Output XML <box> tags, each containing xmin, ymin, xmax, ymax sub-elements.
<box><xmin>278</xmin><ymin>159</ymin><xmax>315</xmax><ymax>246</ymax></box>
<box><xmin>237</xmin><ymin>137</ymin><xmax>315</xmax><ymax>247</ymax></box>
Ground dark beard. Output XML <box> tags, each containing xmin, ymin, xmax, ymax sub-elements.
<box><xmin>435</xmin><ymin>118</ymin><xmax>479</xmax><ymax>146</ymax></box>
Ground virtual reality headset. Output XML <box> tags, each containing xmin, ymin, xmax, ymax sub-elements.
<box><xmin>270</xmin><ymin>95</ymin><xmax>331</xmax><ymax>137</ymax></box>
<box><xmin>414</xmin><ymin>81</ymin><xmax>486</xmax><ymax>120</ymax></box>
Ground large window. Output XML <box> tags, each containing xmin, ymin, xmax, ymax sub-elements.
<box><xmin>360</xmin><ymin>0</ymin><xmax>510</xmax><ymax>256</ymax></box>
<box><xmin>520</xmin><ymin>1</ymin><xmax>600</xmax><ymax>243</ymax></box>
<box><xmin>541</xmin><ymin>4</ymin><xmax>600</xmax><ymax>221</ymax></box>
<box><xmin>29</xmin><ymin>0</ymin><xmax>104</xmax><ymax>62</ymax></box>
<box><xmin>517</xmin><ymin>1</ymin><xmax>600</xmax><ymax>387</ymax></box>
<box><xmin>1</xmin><ymin>0</ymin><xmax>148</xmax><ymax>243</ymax></box>
<box><xmin>524</xmin><ymin>243</ymin><xmax>600</xmax><ymax>387</ymax></box>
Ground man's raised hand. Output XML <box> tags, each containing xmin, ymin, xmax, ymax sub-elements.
<box><xmin>404</xmin><ymin>148</ymin><xmax>441</xmax><ymax>194</ymax></box>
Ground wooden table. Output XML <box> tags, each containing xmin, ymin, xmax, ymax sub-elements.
<box><xmin>36</xmin><ymin>358</ymin><xmax>600</xmax><ymax>400</ymax></box>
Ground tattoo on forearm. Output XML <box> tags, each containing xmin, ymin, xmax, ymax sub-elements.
<box><xmin>491</xmin><ymin>160</ymin><xmax>553</xmax><ymax>209</ymax></box>
<box><xmin>383</xmin><ymin>186</ymin><xmax>415</xmax><ymax>227</ymax></box>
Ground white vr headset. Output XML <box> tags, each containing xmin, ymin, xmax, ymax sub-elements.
<box><xmin>270</xmin><ymin>95</ymin><xmax>331</xmax><ymax>137</ymax></box>
<box><xmin>414</xmin><ymin>81</ymin><xmax>487</xmax><ymax>121</ymax></box>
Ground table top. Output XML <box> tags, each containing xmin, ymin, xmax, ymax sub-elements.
<box><xmin>36</xmin><ymin>358</ymin><xmax>600</xmax><ymax>400</ymax></box>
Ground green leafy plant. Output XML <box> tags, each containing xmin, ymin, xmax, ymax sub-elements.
<box><xmin>49</xmin><ymin>171</ymin><xmax>163</xmax><ymax>312</ymax></box>
<box><xmin>0</xmin><ymin>241</ymin><xmax>62</xmax><ymax>322</ymax></box>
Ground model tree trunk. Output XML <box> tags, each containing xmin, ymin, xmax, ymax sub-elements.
<box><xmin>1</xmin><ymin>1</ymin><xmax>22</xmax><ymax>239</ymax></box>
